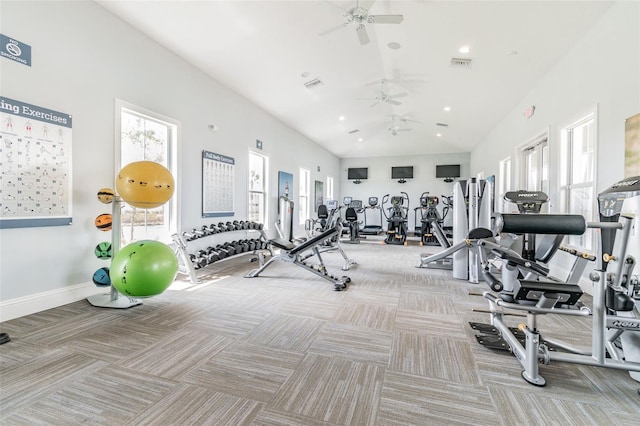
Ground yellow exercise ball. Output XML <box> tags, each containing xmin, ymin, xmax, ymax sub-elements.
<box><xmin>116</xmin><ymin>161</ymin><xmax>175</xmax><ymax>209</ymax></box>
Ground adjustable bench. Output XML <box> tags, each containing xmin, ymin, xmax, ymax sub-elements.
<box><xmin>244</xmin><ymin>223</ymin><xmax>351</xmax><ymax>291</ymax></box>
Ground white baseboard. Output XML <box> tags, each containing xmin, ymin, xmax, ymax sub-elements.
<box><xmin>0</xmin><ymin>283</ymin><xmax>103</xmax><ymax>322</ymax></box>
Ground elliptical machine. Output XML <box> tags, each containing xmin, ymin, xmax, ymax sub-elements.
<box><xmin>415</xmin><ymin>192</ymin><xmax>444</xmax><ymax>246</ymax></box>
<box><xmin>382</xmin><ymin>192</ymin><xmax>409</xmax><ymax>245</ymax></box>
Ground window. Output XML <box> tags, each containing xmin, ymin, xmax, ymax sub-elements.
<box><xmin>116</xmin><ymin>101</ymin><xmax>179</xmax><ymax>245</ymax></box>
<box><xmin>299</xmin><ymin>168</ymin><xmax>310</xmax><ymax>224</ymax></box>
<box><xmin>326</xmin><ymin>176</ymin><xmax>334</xmax><ymax>201</ymax></box>
<box><xmin>499</xmin><ymin>157</ymin><xmax>512</xmax><ymax>212</ymax></box>
<box><xmin>248</xmin><ymin>151</ymin><xmax>268</xmax><ymax>226</ymax></box>
<box><xmin>521</xmin><ymin>136</ymin><xmax>548</xmax><ymax>193</ymax></box>
<box><xmin>560</xmin><ymin>113</ymin><xmax>596</xmax><ymax>249</ymax></box>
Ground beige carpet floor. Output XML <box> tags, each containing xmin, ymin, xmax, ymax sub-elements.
<box><xmin>1</xmin><ymin>236</ymin><xmax>639</xmax><ymax>425</ymax></box>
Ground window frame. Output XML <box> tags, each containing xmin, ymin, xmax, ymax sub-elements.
<box><xmin>115</xmin><ymin>99</ymin><xmax>180</xmax><ymax>245</ymax></box>
<box><xmin>248</xmin><ymin>150</ymin><xmax>269</xmax><ymax>227</ymax></box>
<box><xmin>559</xmin><ymin>108</ymin><xmax>598</xmax><ymax>249</ymax></box>
<box><xmin>299</xmin><ymin>167</ymin><xmax>310</xmax><ymax>225</ymax></box>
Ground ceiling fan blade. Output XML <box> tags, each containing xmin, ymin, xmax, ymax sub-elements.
<box><xmin>386</xmin><ymin>99</ymin><xmax>402</xmax><ymax>106</ymax></box>
<box><xmin>319</xmin><ymin>22</ymin><xmax>349</xmax><ymax>36</ymax></box>
<box><xmin>325</xmin><ymin>1</ymin><xmax>350</xmax><ymax>13</ymax></box>
<box><xmin>358</xmin><ymin>0</ymin><xmax>376</xmax><ymax>11</ymax></box>
<box><xmin>367</xmin><ymin>14</ymin><xmax>403</xmax><ymax>24</ymax></box>
<box><xmin>388</xmin><ymin>92</ymin><xmax>408</xmax><ymax>99</ymax></box>
<box><xmin>356</xmin><ymin>24</ymin><xmax>369</xmax><ymax>45</ymax></box>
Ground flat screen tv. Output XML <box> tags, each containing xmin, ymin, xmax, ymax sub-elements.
<box><xmin>436</xmin><ymin>164</ymin><xmax>461</xmax><ymax>178</ymax></box>
<box><xmin>391</xmin><ymin>166</ymin><xmax>414</xmax><ymax>179</ymax></box>
<box><xmin>347</xmin><ymin>167</ymin><xmax>368</xmax><ymax>180</ymax></box>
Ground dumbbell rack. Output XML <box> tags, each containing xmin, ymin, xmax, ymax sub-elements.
<box><xmin>173</xmin><ymin>221</ymin><xmax>271</xmax><ymax>284</ymax></box>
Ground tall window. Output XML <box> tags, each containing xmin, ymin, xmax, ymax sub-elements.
<box><xmin>521</xmin><ymin>136</ymin><xmax>548</xmax><ymax>193</ymax></box>
<box><xmin>499</xmin><ymin>157</ymin><xmax>512</xmax><ymax>212</ymax></box>
<box><xmin>117</xmin><ymin>101</ymin><xmax>178</xmax><ymax>245</ymax></box>
<box><xmin>299</xmin><ymin>168</ymin><xmax>310</xmax><ymax>224</ymax></box>
<box><xmin>560</xmin><ymin>113</ymin><xmax>596</xmax><ymax>249</ymax></box>
<box><xmin>326</xmin><ymin>176</ymin><xmax>334</xmax><ymax>201</ymax></box>
<box><xmin>248</xmin><ymin>151</ymin><xmax>268</xmax><ymax>226</ymax></box>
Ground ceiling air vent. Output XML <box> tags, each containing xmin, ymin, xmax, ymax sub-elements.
<box><xmin>304</xmin><ymin>78</ymin><xmax>324</xmax><ymax>89</ymax></box>
<box><xmin>450</xmin><ymin>57</ymin><xmax>473</xmax><ymax>69</ymax></box>
<box><xmin>436</xmin><ymin>123</ymin><xmax>449</xmax><ymax>127</ymax></box>
<box><xmin>348</xmin><ymin>129</ymin><xmax>360</xmax><ymax>134</ymax></box>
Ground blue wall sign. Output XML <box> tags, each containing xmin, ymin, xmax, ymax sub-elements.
<box><xmin>0</xmin><ymin>34</ymin><xmax>32</xmax><ymax>66</ymax></box>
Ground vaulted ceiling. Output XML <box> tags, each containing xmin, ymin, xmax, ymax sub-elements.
<box><xmin>97</xmin><ymin>0</ymin><xmax>613</xmax><ymax>158</ymax></box>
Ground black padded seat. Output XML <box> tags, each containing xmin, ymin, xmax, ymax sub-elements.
<box><xmin>468</xmin><ymin>227</ymin><xmax>493</xmax><ymax>239</ymax></box>
<box><xmin>514</xmin><ymin>280</ymin><xmax>583</xmax><ymax>306</ymax></box>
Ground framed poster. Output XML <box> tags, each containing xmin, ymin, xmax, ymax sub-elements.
<box><xmin>277</xmin><ymin>171</ymin><xmax>293</xmax><ymax>214</ymax></box>
<box><xmin>202</xmin><ymin>150</ymin><xmax>234</xmax><ymax>217</ymax></box>
<box><xmin>625</xmin><ymin>113</ymin><xmax>640</xmax><ymax>178</ymax></box>
<box><xmin>0</xmin><ymin>97</ymin><xmax>72</xmax><ymax>228</ymax></box>
<box><xmin>314</xmin><ymin>180</ymin><xmax>324</xmax><ymax>213</ymax></box>
<box><xmin>278</xmin><ymin>171</ymin><xmax>293</xmax><ymax>200</ymax></box>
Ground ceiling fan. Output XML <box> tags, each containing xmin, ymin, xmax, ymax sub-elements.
<box><xmin>387</xmin><ymin>114</ymin><xmax>419</xmax><ymax>136</ymax></box>
<box><xmin>319</xmin><ymin>0</ymin><xmax>404</xmax><ymax>45</ymax></box>
<box><xmin>361</xmin><ymin>80</ymin><xmax>407</xmax><ymax>107</ymax></box>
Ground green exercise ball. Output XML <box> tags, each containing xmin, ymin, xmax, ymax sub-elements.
<box><xmin>110</xmin><ymin>240</ymin><xmax>178</xmax><ymax>297</ymax></box>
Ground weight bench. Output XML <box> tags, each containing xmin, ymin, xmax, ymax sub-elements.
<box><xmin>244</xmin><ymin>223</ymin><xmax>351</xmax><ymax>291</ymax></box>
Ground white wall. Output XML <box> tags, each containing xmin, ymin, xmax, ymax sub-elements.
<box><xmin>340</xmin><ymin>153</ymin><xmax>471</xmax><ymax>229</ymax></box>
<box><xmin>471</xmin><ymin>1</ymin><xmax>640</xmax><ymax>203</ymax></box>
<box><xmin>0</xmin><ymin>1</ymin><xmax>340</xmax><ymax>319</ymax></box>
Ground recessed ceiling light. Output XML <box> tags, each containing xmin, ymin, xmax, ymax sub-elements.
<box><xmin>388</xmin><ymin>42</ymin><xmax>401</xmax><ymax>50</ymax></box>
<box><xmin>339</xmin><ymin>115</ymin><xmax>345</xmax><ymax>121</ymax></box>
<box><xmin>436</xmin><ymin>133</ymin><xmax>442</xmax><ymax>137</ymax></box>
<box><xmin>459</xmin><ymin>46</ymin><xmax>470</xmax><ymax>54</ymax></box>
<box><xmin>443</xmin><ymin>106</ymin><xmax>451</xmax><ymax>112</ymax></box>
<box><xmin>357</xmin><ymin>138</ymin><xmax>363</xmax><ymax>142</ymax></box>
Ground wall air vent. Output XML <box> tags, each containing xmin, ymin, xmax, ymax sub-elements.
<box><xmin>304</xmin><ymin>78</ymin><xmax>324</xmax><ymax>89</ymax></box>
<box><xmin>436</xmin><ymin>122</ymin><xmax>449</xmax><ymax>127</ymax></box>
<box><xmin>348</xmin><ymin>129</ymin><xmax>360</xmax><ymax>134</ymax></box>
<box><xmin>450</xmin><ymin>57</ymin><xmax>473</xmax><ymax>69</ymax></box>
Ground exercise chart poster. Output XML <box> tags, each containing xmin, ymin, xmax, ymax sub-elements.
<box><xmin>0</xmin><ymin>96</ymin><xmax>72</xmax><ymax>228</ymax></box>
<box><xmin>202</xmin><ymin>150</ymin><xmax>234</xmax><ymax>218</ymax></box>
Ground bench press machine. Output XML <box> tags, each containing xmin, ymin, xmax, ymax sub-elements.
<box><xmin>244</xmin><ymin>222</ymin><xmax>351</xmax><ymax>291</ymax></box>
<box><xmin>472</xmin><ymin>212</ymin><xmax>640</xmax><ymax>387</ymax></box>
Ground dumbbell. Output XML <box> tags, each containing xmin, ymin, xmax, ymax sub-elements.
<box><xmin>221</xmin><ymin>243</ymin><xmax>236</xmax><ymax>256</ymax></box>
<box><xmin>232</xmin><ymin>220</ymin><xmax>243</xmax><ymax>230</ymax></box>
<box><xmin>239</xmin><ymin>240</ymin><xmax>250</xmax><ymax>252</ymax></box>
<box><xmin>230</xmin><ymin>240</ymin><xmax>245</xmax><ymax>253</ymax></box>
<box><xmin>208</xmin><ymin>224</ymin><xmax>219</xmax><ymax>234</ymax></box>
<box><xmin>192</xmin><ymin>228</ymin><xmax>206</xmax><ymax>238</ymax></box>
<box><xmin>201</xmin><ymin>225</ymin><xmax>215</xmax><ymax>236</ymax></box>
<box><xmin>205</xmin><ymin>247</ymin><xmax>220</xmax><ymax>264</ymax></box>
<box><xmin>226</xmin><ymin>221</ymin><xmax>238</xmax><ymax>231</ymax></box>
<box><xmin>217</xmin><ymin>222</ymin><xmax>228</xmax><ymax>232</ymax></box>
<box><xmin>182</xmin><ymin>231</ymin><xmax>197</xmax><ymax>241</ymax></box>
<box><xmin>189</xmin><ymin>254</ymin><xmax>207</xmax><ymax>269</ymax></box>
<box><xmin>215</xmin><ymin>245</ymin><xmax>230</xmax><ymax>259</ymax></box>
<box><xmin>246</xmin><ymin>239</ymin><xmax>257</xmax><ymax>251</ymax></box>
<box><xmin>254</xmin><ymin>222</ymin><xmax>264</xmax><ymax>230</ymax></box>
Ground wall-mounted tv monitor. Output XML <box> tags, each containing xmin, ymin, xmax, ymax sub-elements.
<box><xmin>391</xmin><ymin>166</ymin><xmax>414</xmax><ymax>179</ymax></box>
<box><xmin>436</xmin><ymin>164</ymin><xmax>461</xmax><ymax>178</ymax></box>
<box><xmin>347</xmin><ymin>167</ymin><xmax>368</xmax><ymax>180</ymax></box>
